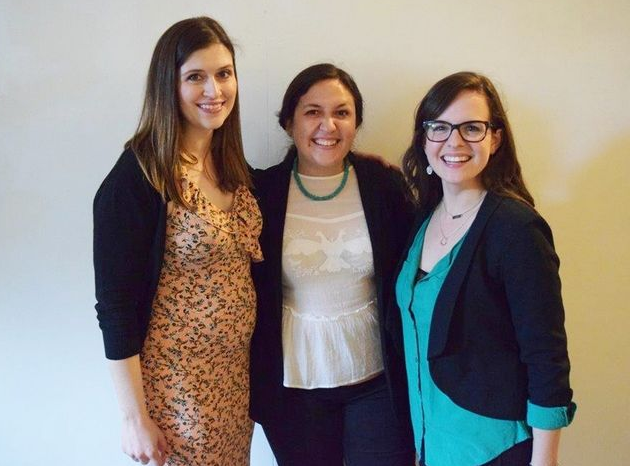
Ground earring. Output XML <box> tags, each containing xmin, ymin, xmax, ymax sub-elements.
<box><xmin>426</xmin><ymin>165</ymin><xmax>433</xmax><ymax>175</ymax></box>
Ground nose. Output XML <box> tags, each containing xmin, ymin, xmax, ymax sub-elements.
<box><xmin>319</xmin><ymin>116</ymin><xmax>336</xmax><ymax>132</ymax></box>
<box><xmin>203</xmin><ymin>78</ymin><xmax>220</xmax><ymax>98</ymax></box>
<box><xmin>446</xmin><ymin>127</ymin><xmax>465</xmax><ymax>146</ymax></box>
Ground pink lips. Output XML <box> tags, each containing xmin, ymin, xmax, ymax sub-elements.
<box><xmin>441</xmin><ymin>154</ymin><xmax>472</xmax><ymax>167</ymax></box>
<box><xmin>197</xmin><ymin>101</ymin><xmax>224</xmax><ymax>114</ymax></box>
<box><xmin>311</xmin><ymin>138</ymin><xmax>340</xmax><ymax>148</ymax></box>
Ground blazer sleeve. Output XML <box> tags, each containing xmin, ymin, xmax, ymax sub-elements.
<box><xmin>498</xmin><ymin>213</ymin><xmax>574</xmax><ymax>410</ymax></box>
<box><xmin>93</xmin><ymin>151</ymin><xmax>161</xmax><ymax>360</ymax></box>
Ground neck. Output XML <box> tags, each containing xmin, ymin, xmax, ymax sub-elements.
<box><xmin>182</xmin><ymin>128</ymin><xmax>214</xmax><ymax>172</ymax></box>
<box><xmin>292</xmin><ymin>157</ymin><xmax>350</xmax><ymax>201</ymax></box>
<box><xmin>441</xmin><ymin>182</ymin><xmax>486</xmax><ymax>214</ymax></box>
<box><xmin>296</xmin><ymin>156</ymin><xmax>347</xmax><ymax>177</ymax></box>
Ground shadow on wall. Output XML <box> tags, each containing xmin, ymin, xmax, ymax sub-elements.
<box><xmin>545</xmin><ymin>135</ymin><xmax>630</xmax><ymax>465</ymax></box>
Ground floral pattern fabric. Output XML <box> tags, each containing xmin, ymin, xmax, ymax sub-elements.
<box><xmin>140</xmin><ymin>170</ymin><xmax>262</xmax><ymax>466</ymax></box>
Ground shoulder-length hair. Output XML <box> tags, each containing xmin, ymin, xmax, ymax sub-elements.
<box><xmin>402</xmin><ymin>71</ymin><xmax>534</xmax><ymax>212</ymax></box>
<box><xmin>126</xmin><ymin>16</ymin><xmax>250</xmax><ymax>206</ymax></box>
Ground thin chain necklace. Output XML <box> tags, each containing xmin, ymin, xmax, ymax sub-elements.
<box><xmin>438</xmin><ymin>192</ymin><xmax>486</xmax><ymax>246</ymax></box>
<box><xmin>292</xmin><ymin>158</ymin><xmax>350</xmax><ymax>201</ymax></box>
<box><xmin>442</xmin><ymin>192</ymin><xmax>487</xmax><ymax>219</ymax></box>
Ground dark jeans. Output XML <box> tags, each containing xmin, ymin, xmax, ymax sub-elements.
<box><xmin>419</xmin><ymin>438</ymin><xmax>533</xmax><ymax>466</ymax></box>
<box><xmin>261</xmin><ymin>374</ymin><xmax>415</xmax><ymax>466</ymax></box>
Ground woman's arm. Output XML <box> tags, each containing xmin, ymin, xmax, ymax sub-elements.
<box><xmin>94</xmin><ymin>150</ymin><xmax>161</xmax><ymax>359</ymax></box>
<box><xmin>500</xmin><ymin>212</ymin><xmax>573</xmax><ymax>408</ymax></box>
<box><xmin>109</xmin><ymin>356</ymin><xmax>167</xmax><ymax>466</ymax></box>
<box><xmin>499</xmin><ymin>209</ymin><xmax>575</xmax><ymax>465</ymax></box>
<box><xmin>94</xmin><ymin>151</ymin><xmax>166</xmax><ymax>463</ymax></box>
<box><xmin>530</xmin><ymin>428</ymin><xmax>561</xmax><ymax>466</ymax></box>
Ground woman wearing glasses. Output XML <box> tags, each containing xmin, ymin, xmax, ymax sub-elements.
<box><xmin>395</xmin><ymin>72</ymin><xmax>575</xmax><ymax>466</ymax></box>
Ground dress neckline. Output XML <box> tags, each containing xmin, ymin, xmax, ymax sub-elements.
<box><xmin>180</xmin><ymin>164</ymin><xmax>242</xmax><ymax>215</ymax></box>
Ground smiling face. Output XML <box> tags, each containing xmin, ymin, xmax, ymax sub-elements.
<box><xmin>288</xmin><ymin>79</ymin><xmax>357</xmax><ymax>176</ymax></box>
<box><xmin>424</xmin><ymin>90</ymin><xmax>502</xmax><ymax>191</ymax></box>
<box><xmin>178</xmin><ymin>43</ymin><xmax>237</xmax><ymax>141</ymax></box>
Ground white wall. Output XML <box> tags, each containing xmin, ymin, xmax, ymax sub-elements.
<box><xmin>1</xmin><ymin>0</ymin><xmax>628</xmax><ymax>465</ymax></box>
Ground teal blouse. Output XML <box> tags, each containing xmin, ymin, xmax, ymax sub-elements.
<box><xmin>396</xmin><ymin>216</ymin><xmax>572</xmax><ymax>466</ymax></box>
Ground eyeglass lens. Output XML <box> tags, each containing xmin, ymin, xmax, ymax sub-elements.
<box><xmin>425</xmin><ymin>121</ymin><xmax>489</xmax><ymax>142</ymax></box>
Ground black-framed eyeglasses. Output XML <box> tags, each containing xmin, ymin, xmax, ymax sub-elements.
<box><xmin>422</xmin><ymin>120</ymin><xmax>496</xmax><ymax>143</ymax></box>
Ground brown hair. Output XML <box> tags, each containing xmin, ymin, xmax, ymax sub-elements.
<box><xmin>126</xmin><ymin>16</ymin><xmax>250</xmax><ymax>206</ymax></box>
<box><xmin>402</xmin><ymin>71</ymin><xmax>534</xmax><ymax>212</ymax></box>
<box><xmin>278</xmin><ymin>63</ymin><xmax>364</xmax><ymax>130</ymax></box>
<box><xmin>277</xmin><ymin>63</ymin><xmax>364</xmax><ymax>164</ymax></box>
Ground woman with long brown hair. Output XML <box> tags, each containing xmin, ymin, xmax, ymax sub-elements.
<box><xmin>396</xmin><ymin>71</ymin><xmax>576</xmax><ymax>466</ymax></box>
<box><xmin>93</xmin><ymin>17</ymin><xmax>261</xmax><ymax>466</ymax></box>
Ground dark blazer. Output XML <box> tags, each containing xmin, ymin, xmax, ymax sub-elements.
<box><xmin>249</xmin><ymin>152</ymin><xmax>415</xmax><ymax>425</ymax></box>
<box><xmin>396</xmin><ymin>192</ymin><xmax>575</xmax><ymax>420</ymax></box>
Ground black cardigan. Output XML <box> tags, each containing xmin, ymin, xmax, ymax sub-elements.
<box><xmin>93</xmin><ymin>149</ymin><xmax>167</xmax><ymax>360</ymax></box>
<box><xmin>249</xmin><ymin>152</ymin><xmax>415</xmax><ymax>425</ymax></box>
<box><xmin>396</xmin><ymin>192</ymin><xmax>575</xmax><ymax>420</ymax></box>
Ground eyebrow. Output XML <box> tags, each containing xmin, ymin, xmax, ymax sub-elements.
<box><xmin>180</xmin><ymin>64</ymin><xmax>234</xmax><ymax>75</ymax></box>
<box><xmin>300</xmin><ymin>102</ymin><xmax>351</xmax><ymax>109</ymax></box>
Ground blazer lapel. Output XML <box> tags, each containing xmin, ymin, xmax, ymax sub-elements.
<box><xmin>427</xmin><ymin>192</ymin><xmax>503</xmax><ymax>359</ymax></box>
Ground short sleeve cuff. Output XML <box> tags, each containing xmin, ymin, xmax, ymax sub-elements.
<box><xmin>527</xmin><ymin>400</ymin><xmax>577</xmax><ymax>429</ymax></box>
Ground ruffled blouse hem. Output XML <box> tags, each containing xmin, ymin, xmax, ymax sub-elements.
<box><xmin>283</xmin><ymin>369</ymin><xmax>385</xmax><ymax>390</ymax></box>
<box><xmin>281</xmin><ymin>302</ymin><xmax>383</xmax><ymax>388</ymax></box>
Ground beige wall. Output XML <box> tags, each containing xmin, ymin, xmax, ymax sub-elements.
<box><xmin>1</xmin><ymin>0</ymin><xmax>628</xmax><ymax>464</ymax></box>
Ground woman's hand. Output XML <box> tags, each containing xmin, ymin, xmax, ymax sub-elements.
<box><xmin>121</xmin><ymin>413</ymin><xmax>167</xmax><ymax>465</ymax></box>
<box><xmin>109</xmin><ymin>356</ymin><xmax>168</xmax><ymax>465</ymax></box>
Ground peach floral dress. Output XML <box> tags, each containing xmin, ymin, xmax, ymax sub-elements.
<box><xmin>140</xmin><ymin>168</ymin><xmax>262</xmax><ymax>466</ymax></box>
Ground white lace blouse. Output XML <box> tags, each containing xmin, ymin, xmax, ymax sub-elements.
<box><xmin>281</xmin><ymin>167</ymin><xmax>384</xmax><ymax>389</ymax></box>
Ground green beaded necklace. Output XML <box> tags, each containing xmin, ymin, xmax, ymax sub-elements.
<box><xmin>292</xmin><ymin>158</ymin><xmax>350</xmax><ymax>201</ymax></box>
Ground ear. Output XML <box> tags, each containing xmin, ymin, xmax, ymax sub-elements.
<box><xmin>490</xmin><ymin>128</ymin><xmax>502</xmax><ymax>155</ymax></box>
<box><xmin>285</xmin><ymin>119</ymin><xmax>293</xmax><ymax>138</ymax></box>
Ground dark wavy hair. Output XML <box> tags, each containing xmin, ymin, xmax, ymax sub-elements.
<box><xmin>126</xmin><ymin>16</ymin><xmax>250</xmax><ymax>206</ymax></box>
<box><xmin>402</xmin><ymin>71</ymin><xmax>534</xmax><ymax>211</ymax></box>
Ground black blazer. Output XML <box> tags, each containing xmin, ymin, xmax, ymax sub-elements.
<box><xmin>396</xmin><ymin>192</ymin><xmax>575</xmax><ymax>420</ymax></box>
<box><xmin>249</xmin><ymin>152</ymin><xmax>414</xmax><ymax>425</ymax></box>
